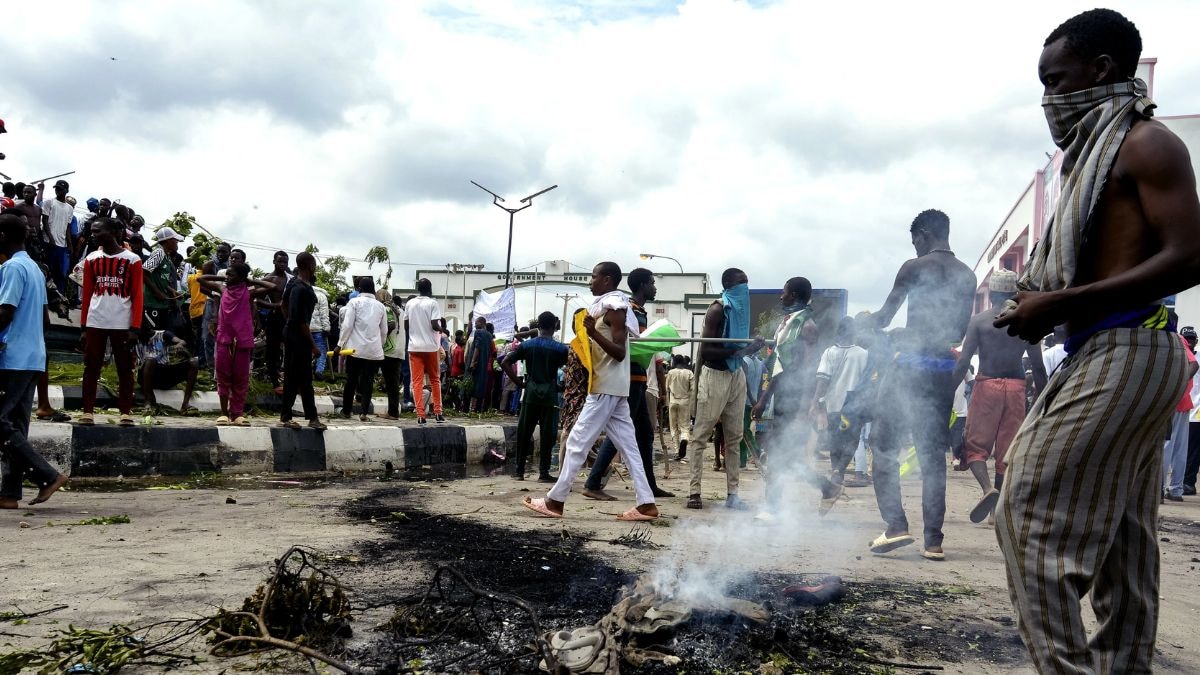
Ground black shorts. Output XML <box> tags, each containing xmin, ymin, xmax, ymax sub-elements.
<box><xmin>137</xmin><ymin>361</ymin><xmax>193</xmax><ymax>390</ymax></box>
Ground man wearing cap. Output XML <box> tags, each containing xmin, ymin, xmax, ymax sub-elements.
<box><xmin>41</xmin><ymin>180</ymin><xmax>75</xmax><ymax>297</ymax></box>
<box><xmin>142</xmin><ymin>227</ymin><xmax>185</xmax><ymax>333</ymax></box>
<box><xmin>952</xmin><ymin>269</ymin><xmax>1046</xmax><ymax>523</ymax></box>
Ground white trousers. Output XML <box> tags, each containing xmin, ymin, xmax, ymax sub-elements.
<box><xmin>547</xmin><ymin>393</ymin><xmax>655</xmax><ymax>505</ymax></box>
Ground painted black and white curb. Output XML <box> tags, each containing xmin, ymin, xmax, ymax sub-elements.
<box><xmin>28</xmin><ymin>422</ymin><xmax>516</xmax><ymax>478</ymax></box>
<box><xmin>46</xmin><ymin>384</ymin><xmax>409</xmax><ymax>415</ymax></box>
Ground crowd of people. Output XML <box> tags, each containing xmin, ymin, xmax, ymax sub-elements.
<box><xmin>4</xmin><ymin>7</ymin><xmax>1200</xmax><ymax>672</ymax></box>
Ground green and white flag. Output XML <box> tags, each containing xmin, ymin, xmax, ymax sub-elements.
<box><xmin>630</xmin><ymin>319</ymin><xmax>683</xmax><ymax>368</ymax></box>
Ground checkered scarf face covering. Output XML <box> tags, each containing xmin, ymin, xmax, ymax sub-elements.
<box><xmin>1019</xmin><ymin>79</ymin><xmax>1155</xmax><ymax>292</ymax></box>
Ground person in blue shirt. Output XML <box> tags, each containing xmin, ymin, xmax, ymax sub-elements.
<box><xmin>501</xmin><ymin>311</ymin><xmax>568</xmax><ymax>481</ymax></box>
<box><xmin>0</xmin><ymin>214</ymin><xmax>68</xmax><ymax>509</ymax></box>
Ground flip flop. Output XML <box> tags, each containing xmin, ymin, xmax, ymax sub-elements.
<box><xmin>970</xmin><ymin>489</ymin><xmax>1000</xmax><ymax>524</ymax></box>
<box><xmin>869</xmin><ymin>531</ymin><xmax>915</xmax><ymax>554</ymax></box>
<box><xmin>922</xmin><ymin>548</ymin><xmax>946</xmax><ymax>561</ymax></box>
<box><xmin>616</xmin><ymin>507</ymin><xmax>657</xmax><ymax>522</ymax></box>
<box><xmin>36</xmin><ymin>411</ymin><xmax>71</xmax><ymax>422</ymax></box>
<box><xmin>522</xmin><ymin>495</ymin><xmax>563</xmax><ymax>518</ymax></box>
<box><xmin>215</xmin><ymin>416</ymin><xmax>232</xmax><ymax>426</ymax></box>
<box><xmin>277</xmin><ymin>420</ymin><xmax>301</xmax><ymax>429</ymax></box>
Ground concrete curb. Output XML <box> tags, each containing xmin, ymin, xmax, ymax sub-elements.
<box><xmin>28</xmin><ymin>421</ymin><xmax>516</xmax><ymax>478</ymax></box>
<box><xmin>50</xmin><ymin>384</ymin><xmax>395</xmax><ymax>415</ymax></box>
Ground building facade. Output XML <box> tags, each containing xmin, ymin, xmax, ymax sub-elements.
<box><xmin>972</xmin><ymin>59</ymin><xmax>1200</xmax><ymax>329</ymax></box>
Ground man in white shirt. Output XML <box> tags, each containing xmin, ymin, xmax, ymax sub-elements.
<box><xmin>812</xmin><ymin>317</ymin><xmax>870</xmax><ymax>488</ymax></box>
<box><xmin>337</xmin><ymin>278</ymin><xmax>388</xmax><ymax>421</ymax></box>
<box><xmin>41</xmin><ymin>179</ymin><xmax>75</xmax><ymax>296</ymax></box>
<box><xmin>522</xmin><ymin>262</ymin><xmax>658</xmax><ymax>521</ymax></box>
<box><xmin>1041</xmin><ymin>326</ymin><xmax>1068</xmax><ymax>377</ymax></box>
<box><xmin>405</xmin><ymin>278</ymin><xmax>447</xmax><ymax>424</ymax></box>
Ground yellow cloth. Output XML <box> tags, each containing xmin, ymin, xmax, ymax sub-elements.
<box><xmin>571</xmin><ymin>311</ymin><xmax>594</xmax><ymax>393</ymax></box>
<box><xmin>187</xmin><ymin>273</ymin><xmax>206</xmax><ymax>319</ymax></box>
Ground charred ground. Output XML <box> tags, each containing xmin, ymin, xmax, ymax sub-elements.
<box><xmin>332</xmin><ymin>484</ymin><xmax>1027</xmax><ymax>673</ymax></box>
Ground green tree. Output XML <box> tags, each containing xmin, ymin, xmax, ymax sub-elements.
<box><xmin>365</xmin><ymin>246</ymin><xmax>392</xmax><ymax>290</ymax></box>
<box><xmin>305</xmin><ymin>244</ymin><xmax>352</xmax><ymax>297</ymax></box>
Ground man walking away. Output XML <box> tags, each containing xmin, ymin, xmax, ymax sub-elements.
<box><xmin>952</xmin><ymin>269</ymin><xmax>1046</xmax><ymax>523</ymax></box>
<box><xmin>280</xmin><ymin>253</ymin><xmax>326</xmax><ymax>430</ymax></box>
<box><xmin>79</xmin><ymin>217</ymin><xmax>145</xmax><ymax>426</ymax></box>
<box><xmin>0</xmin><ymin>214</ymin><xmax>68</xmax><ymax>508</ymax></box>
<box><xmin>338</xmin><ymin>278</ymin><xmax>387</xmax><ymax>420</ymax></box>
<box><xmin>867</xmin><ymin>209</ymin><xmax>975</xmax><ymax>560</ymax></box>
<box><xmin>503</xmin><ymin>311</ymin><xmax>568</xmax><ymax>481</ymax></box>
<box><xmin>406</xmin><ymin>278</ymin><xmax>447</xmax><ymax>423</ymax></box>
<box><xmin>994</xmin><ymin>10</ymin><xmax>1200</xmax><ymax>671</ymax></box>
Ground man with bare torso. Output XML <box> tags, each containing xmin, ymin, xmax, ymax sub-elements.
<box><xmin>952</xmin><ymin>270</ymin><xmax>1046</xmax><ymax>525</ymax></box>
<box><xmin>866</xmin><ymin>209</ymin><xmax>975</xmax><ymax>561</ymax></box>
<box><xmin>993</xmin><ymin>10</ymin><xmax>1200</xmax><ymax>671</ymax></box>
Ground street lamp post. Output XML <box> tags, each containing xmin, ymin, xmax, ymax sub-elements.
<box><xmin>471</xmin><ymin>181</ymin><xmax>558</xmax><ymax>287</ymax></box>
<box><xmin>639</xmin><ymin>253</ymin><xmax>684</xmax><ymax>273</ymax></box>
<box><xmin>446</xmin><ymin>262</ymin><xmax>485</xmax><ymax>324</ymax></box>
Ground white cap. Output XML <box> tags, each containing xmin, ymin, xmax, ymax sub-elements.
<box><xmin>153</xmin><ymin>227</ymin><xmax>185</xmax><ymax>243</ymax></box>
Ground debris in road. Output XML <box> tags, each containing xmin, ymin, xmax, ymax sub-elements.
<box><xmin>225</xmin><ymin>497</ymin><xmax>237</xmax><ymax>504</ymax></box>
<box><xmin>73</xmin><ymin>515</ymin><xmax>131</xmax><ymax>526</ymax></box>
<box><xmin>205</xmin><ymin>545</ymin><xmax>355</xmax><ymax>673</ymax></box>
<box><xmin>782</xmin><ymin>575</ymin><xmax>848</xmax><ymax>607</ymax></box>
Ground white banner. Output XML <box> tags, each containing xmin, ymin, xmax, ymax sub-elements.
<box><xmin>473</xmin><ymin>287</ymin><xmax>518</xmax><ymax>338</ymax></box>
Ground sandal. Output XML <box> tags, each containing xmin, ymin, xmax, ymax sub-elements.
<box><xmin>215</xmin><ymin>416</ymin><xmax>232</xmax><ymax>425</ymax></box>
<box><xmin>277</xmin><ymin>420</ymin><xmax>301</xmax><ymax>429</ymax></box>
<box><xmin>869</xmin><ymin>531</ymin><xmax>915</xmax><ymax>554</ymax></box>
<box><xmin>522</xmin><ymin>495</ymin><xmax>563</xmax><ymax>518</ymax></box>
<box><xmin>616</xmin><ymin>507</ymin><xmax>657</xmax><ymax>522</ymax></box>
<box><xmin>233</xmin><ymin>417</ymin><xmax>249</xmax><ymax>426</ymax></box>
<box><xmin>77</xmin><ymin>413</ymin><xmax>95</xmax><ymax>426</ymax></box>
<box><xmin>970</xmin><ymin>489</ymin><xmax>1000</xmax><ymax>524</ymax></box>
<box><xmin>686</xmin><ymin>494</ymin><xmax>703</xmax><ymax>510</ymax></box>
<box><xmin>36</xmin><ymin>411</ymin><xmax>71</xmax><ymax>423</ymax></box>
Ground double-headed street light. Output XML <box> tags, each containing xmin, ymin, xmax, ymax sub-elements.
<box><xmin>471</xmin><ymin>181</ymin><xmax>558</xmax><ymax>287</ymax></box>
<box><xmin>639</xmin><ymin>253</ymin><xmax>684</xmax><ymax>273</ymax></box>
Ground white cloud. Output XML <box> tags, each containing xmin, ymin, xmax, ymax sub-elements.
<box><xmin>5</xmin><ymin>0</ymin><xmax>1199</xmax><ymax>313</ymax></box>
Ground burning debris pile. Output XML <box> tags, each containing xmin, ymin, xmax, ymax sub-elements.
<box><xmin>539</xmin><ymin>573</ymin><xmax>769</xmax><ymax>673</ymax></box>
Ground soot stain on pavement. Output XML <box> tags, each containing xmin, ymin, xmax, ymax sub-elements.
<box><xmin>337</xmin><ymin>486</ymin><xmax>1027</xmax><ymax>673</ymax></box>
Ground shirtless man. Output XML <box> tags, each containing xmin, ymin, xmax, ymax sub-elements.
<box><xmin>867</xmin><ymin>209</ymin><xmax>975</xmax><ymax>560</ymax></box>
<box><xmin>951</xmin><ymin>269</ymin><xmax>1045</xmax><ymax>524</ymax></box>
<box><xmin>993</xmin><ymin>10</ymin><xmax>1200</xmax><ymax>671</ymax></box>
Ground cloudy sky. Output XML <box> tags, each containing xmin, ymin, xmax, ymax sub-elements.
<box><xmin>5</xmin><ymin>0</ymin><xmax>1200</xmax><ymax>312</ymax></box>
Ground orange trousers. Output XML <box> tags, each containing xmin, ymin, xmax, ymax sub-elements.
<box><xmin>409</xmin><ymin>351</ymin><xmax>443</xmax><ymax>417</ymax></box>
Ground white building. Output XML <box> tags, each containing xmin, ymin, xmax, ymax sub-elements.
<box><xmin>973</xmin><ymin>58</ymin><xmax>1200</xmax><ymax>329</ymax></box>
<box><xmin>414</xmin><ymin>259</ymin><xmax>714</xmax><ymax>337</ymax></box>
